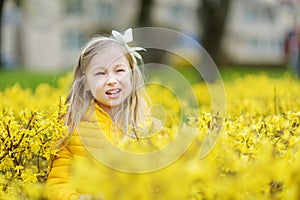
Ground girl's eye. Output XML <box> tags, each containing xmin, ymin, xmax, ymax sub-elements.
<box><xmin>95</xmin><ymin>72</ymin><xmax>105</xmax><ymax>76</ymax></box>
<box><xmin>116</xmin><ymin>69</ymin><xmax>126</xmax><ymax>73</ymax></box>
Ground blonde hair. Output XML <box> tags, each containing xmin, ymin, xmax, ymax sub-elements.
<box><xmin>65</xmin><ymin>36</ymin><xmax>150</xmax><ymax>136</ymax></box>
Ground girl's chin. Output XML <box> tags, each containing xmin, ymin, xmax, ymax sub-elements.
<box><xmin>98</xmin><ymin>101</ymin><xmax>123</xmax><ymax>109</ymax></box>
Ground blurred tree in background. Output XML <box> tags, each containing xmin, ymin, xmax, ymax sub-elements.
<box><xmin>137</xmin><ymin>0</ymin><xmax>153</xmax><ymax>27</ymax></box>
<box><xmin>136</xmin><ymin>0</ymin><xmax>166</xmax><ymax>64</ymax></box>
<box><xmin>198</xmin><ymin>0</ymin><xmax>231</xmax><ymax>65</ymax></box>
<box><xmin>135</xmin><ymin>0</ymin><xmax>231</xmax><ymax>66</ymax></box>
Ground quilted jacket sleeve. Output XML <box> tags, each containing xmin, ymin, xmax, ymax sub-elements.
<box><xmin>45</xmin><ymin>145</ymin><xmax>81</xmax><ymax>200</ymax></box>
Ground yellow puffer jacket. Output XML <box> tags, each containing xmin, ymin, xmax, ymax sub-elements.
<box><xmin>45</xmin><ymin>103</ymin><xmax>126</xmax><ymax>200</ymax></box>
<box><xmin>46</xmin><ymin>104</ymin><xmax>166</xmax><ymax>200</ymax></box>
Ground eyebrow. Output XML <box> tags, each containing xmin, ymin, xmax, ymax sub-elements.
<box><xmin>114</xmin><ymin>64</ymin><xmax>127</xmax><ymax>68</ymax></box>
<box><xmin>91</xmin><ymin>63</ymin><xmax>127</xmax><ymax>72</ymax></box>
<box><xmin>91</xmin><ymin>66</ymin><xmax>106</xmax><ymax>73</ymax></box>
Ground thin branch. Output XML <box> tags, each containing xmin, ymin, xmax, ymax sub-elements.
<box><xmin>26</xmin><ymin>112</ymin><xmax>36</xmax><ymax>129</ymax></box>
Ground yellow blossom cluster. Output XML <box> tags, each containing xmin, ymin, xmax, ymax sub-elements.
<box><xmin>0</xmin><ymin>72</ymin><xmax>299</xmax><ymax>199</ymax></box>
<box><xmin>0</xmin><ymin>77</ymin><xmax>70</xmax><ymax>199</ymax></box>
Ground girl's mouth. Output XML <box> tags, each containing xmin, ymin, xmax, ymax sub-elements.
<box><xmin>105</xmin><ymin>89</ymin><xmax>121</xmax><ymax>98</ymax></box>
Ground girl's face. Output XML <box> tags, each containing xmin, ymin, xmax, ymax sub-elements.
<box><xmin>86</xmin><ymin>46</ymin><xmax>132</xmax><ymax>115</ymax></box>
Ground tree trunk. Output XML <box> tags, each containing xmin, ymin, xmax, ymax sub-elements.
<box><xmin>198</xmin><ymin>0</ymin><xmax>231</xmax><ymax>65</ymax></box>
<box><xmin>136</xmin><ymin>0</ymin><xmax>165</xmax><ymax>64</ymax></box>
<box><xmin>137</xmin><ymin>0</ymin><xmax>153</xmax><ymax>27</ymax></box>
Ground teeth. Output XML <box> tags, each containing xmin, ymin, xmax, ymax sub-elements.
<box><xmin>106</xmin><ymin>89</ymin><xmax>120</xmax><ymax>94</ymax></box>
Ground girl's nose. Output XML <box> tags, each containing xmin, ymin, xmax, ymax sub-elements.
<box><xmin>106</xmin><ymin>74</ymin><xmax>117</xmax><ymax>86</ymax></box>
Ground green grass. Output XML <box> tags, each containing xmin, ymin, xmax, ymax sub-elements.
<box><xmin>0</xmin><ymin>66</ymin><xmax>295</xmax><ymax>91</ymax></box>
<box><xmin>0</xmin><ymin>69</ymin><xmax>70</xmax><ymax>91</ymax></box>
<box><xmin>219</xmin><ymin>65</ymin><xmax>293</xmax><ymax>81</ymax></box>
<box><xmin>173</xmin><ymin>65</ymin><xmax>293</xmax><ymax>84</ymax></box>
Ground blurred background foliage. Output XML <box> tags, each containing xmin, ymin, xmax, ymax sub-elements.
<box><xmin>0</xmin><ymin>0</ymin><xmax>299</xmax><ymax>79</ymax></box>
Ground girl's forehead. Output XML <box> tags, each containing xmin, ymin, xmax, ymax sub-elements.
<box><xmin>88</xmin><ymin>46</ymin><xmax>129</xmax><ymax>70</ymax></box>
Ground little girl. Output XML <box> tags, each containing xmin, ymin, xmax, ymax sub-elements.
<box><xmin>46</xmin><ymin>28</ymin><xmax>155</xmax><ymax>200</ymax></box>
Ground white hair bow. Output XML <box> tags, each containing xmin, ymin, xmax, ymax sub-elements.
<box><xmin>112</xmin><ymin>28</ymin><xmax>146</xmax><ymax>64</ymax></box>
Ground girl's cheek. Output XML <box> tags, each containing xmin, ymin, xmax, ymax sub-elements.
<box><xmin>117</xmin><ymin>73</ymin><xmax>126</xmax><ymax>79</ymax></box>
<box><xmin>122</xmin><ymin>72</ymin><xmax>131</xmax><ymax>81</ymax></box>
<box><xmin>94</xmin><ymin>77</ymin><xmax>105</xmax><ymax>86</ymax></box>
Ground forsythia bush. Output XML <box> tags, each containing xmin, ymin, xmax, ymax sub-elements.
<box><xmin>0</xmin><ymin>72</ymin><xmax>300</xmax><ymax>199</ymax></box>
<box><xmin>0</xmin><ymin>77</ymin><xmax>69</xmax><ymax>199</ymax></box>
